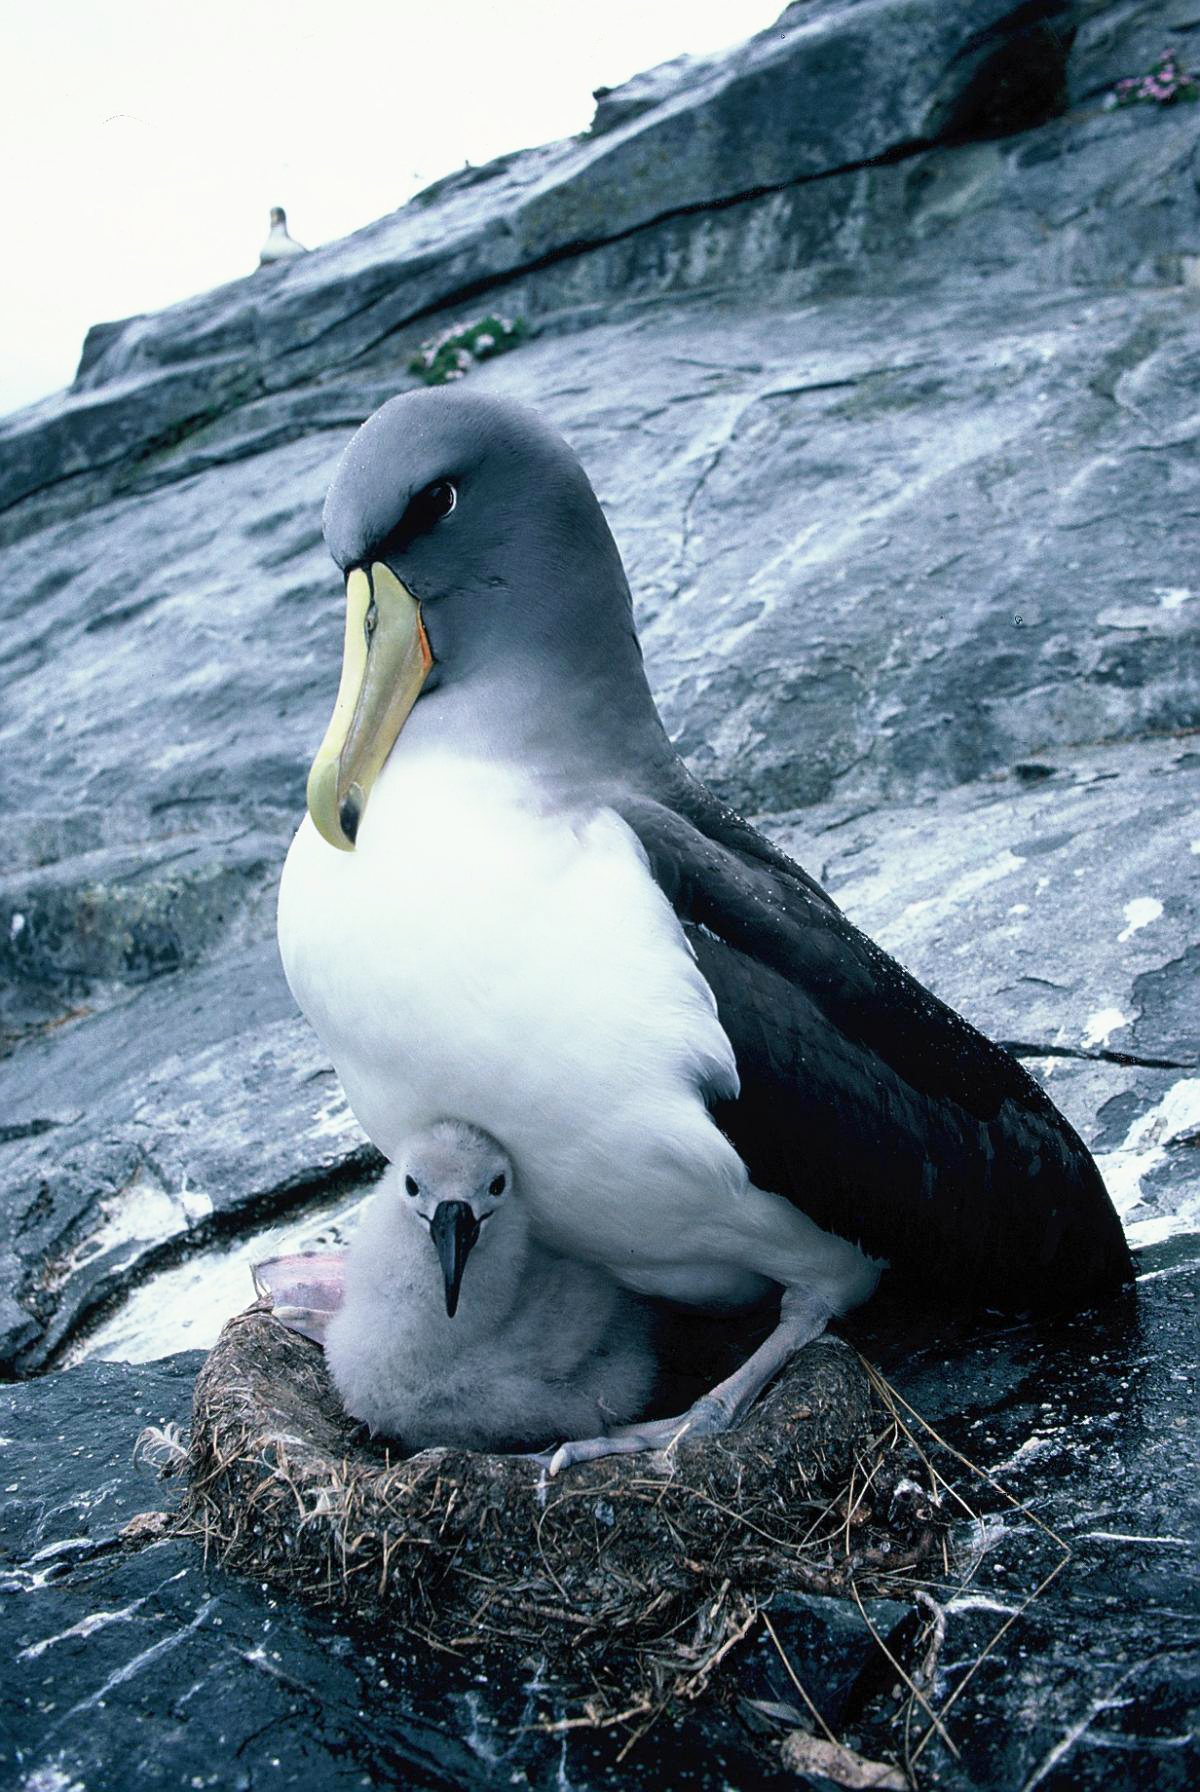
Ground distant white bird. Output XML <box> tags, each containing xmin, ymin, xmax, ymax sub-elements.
<box><xmin>320</xmin><ymin>1121</ymin><xmax>658</xmax><ymax>1453</ymax></box>
<box><xmin>258</xmin><ymin>206</ymin><xmax>307</xmax><ymax>267</ymax></box>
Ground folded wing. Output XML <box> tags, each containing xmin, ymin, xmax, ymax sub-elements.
<box><xmin>615</xmin><ymin>778</ymin><xmax>1132</xmax><ymax>1314</ymax></box>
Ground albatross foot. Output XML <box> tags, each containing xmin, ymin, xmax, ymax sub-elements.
<box><xmin>546</xmin><ymin>1393</ymin><xmax>733</xmax><ymax>1476</ymax></box>
<box><xmin>544</xmin><ymin>1291</ymin><xmax>837</xmax><ymax>1475</ymax></box>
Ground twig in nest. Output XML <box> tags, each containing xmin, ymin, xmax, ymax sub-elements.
<box><xmin>912</xmin><ymin>1590</ymin><xmax>947</xmax><ymax>1693</ymax></box>
<box><xmin>616</xmin><ymin>1599</ymin><xmax>760</xmax><ymax>1762</ymax></box>
<box><xmin>903</xmin><ymin>1589</ymin><xmax>948</xmax><ymax>1768</ymax></box>
<box><xmin>859</xmin><ymin>1359</ymin><xmax>1073</xmax><ymax>1777</ymax></box>
<box><xmin>763</xmin><ymin>1611</ymin><xmax>840</xmax><ymax>1747</ymax></box>
<box><xmin>851</xmin><ymin>1580</ymin><xmax>960</xmax><ymax>1761</ymax></box>
<box><xmin>859</xmin><ymin>1359</ymin><xmax>1072</xmax><ymax>1553</ymax></box>
<box><xmin>524</xmin><ymin>1696</ymin><xmax>655</xmax><ymax>1737</ymax></box>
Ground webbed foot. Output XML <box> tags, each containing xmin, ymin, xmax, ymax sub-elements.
<box><xmin>544</xmin><ymin>1292</ymin><xmax>832</xmax><ymax>1475</ymax></box>
<box><xmin>546</xmin><ymin>1393</ymin><xmax>732</xmax><ymax>1476</ymax></box>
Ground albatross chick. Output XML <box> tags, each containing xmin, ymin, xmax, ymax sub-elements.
<box><xmin>322</xmin><ymin>1121</ymin><xmax>657</xmax><ymax>1453</ymax></box>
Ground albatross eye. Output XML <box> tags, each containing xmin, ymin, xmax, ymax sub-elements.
<box><xmin>374</xmin><ymin>478</ymin><xmax>458</xmax><ymax>560</ymax></box>
<box><xmin>425</xmin><ymin>479</ymin><xmax>457</xmax><ymax>519</ymax></box>
<box><xmin>488</xmin><ymin>1174</ymin><xmax>506</xmax><ymax>1197</ymax></box>
<box><xmin>404</xmin><ymin>1175</ymin><xmax>419</xmax><ymax>1197</ymax></box>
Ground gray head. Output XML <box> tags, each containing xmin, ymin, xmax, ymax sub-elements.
<box><xmin>306</xmin><ymin>388</ymin><xmax>672</xmax><ymax>851</ymax></box>
<box><xmin>269</xmin><ymin>206</ymin><xmax>287</xmax><ymax>227</ymax></box>
<box><xmin>395</xmin><ymin>1120</ymin><xmax>515</xmax><ymax>1317</ymax></box>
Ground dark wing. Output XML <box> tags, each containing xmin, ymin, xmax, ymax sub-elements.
<box><xmin>613</xmin><ymin>778</ymin><xmax>1132</xmax><ymax>1315</ymax></box>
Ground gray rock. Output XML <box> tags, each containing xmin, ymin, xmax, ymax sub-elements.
<box><xmin>1068</xmin><ymin>0</ymin><xmax>1196</xmax><ymax>103</ymax></box>
<box><xmin>0</xmin><ymin>942</ymin><xmax>382</xmax><ymax>1370</ymax></box>
<box><xmin>850</xmin><ymin>1267</ymin><xmax>1200</xmax><ymax>1789</ymax></box>
<box><xmin>827</xmin><ymin>744</ymin><xmax>1195</xmax><ymax>1051</ymax></box>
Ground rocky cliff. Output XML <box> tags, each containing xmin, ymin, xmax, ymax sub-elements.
<box><xmin>2</xmin><ymin>3</ymin><xmax>1198</xmax><ymax>1787</ymax></box>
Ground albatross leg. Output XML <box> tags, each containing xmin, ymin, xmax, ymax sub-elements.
<box><xmin>546</xmin><ymin>1287</ymin><xmax>831</xmax><ymax>1475</ymax></box>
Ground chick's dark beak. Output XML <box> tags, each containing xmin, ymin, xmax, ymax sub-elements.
<box><xmin>429</xmin><ymin>1201</ymin><xmax>481</xmax><ymax>1317</ymax></box>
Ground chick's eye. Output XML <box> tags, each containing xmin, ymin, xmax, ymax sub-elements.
<box><xmin>488</xmin><ymin>1174</ymin><xmax>506</xmax><ymax>1197</ymax></box>
<box><xmin>404</xmin><ymin>1175</ymin><xmax>419</xmax><ymax>1197</ymax></box>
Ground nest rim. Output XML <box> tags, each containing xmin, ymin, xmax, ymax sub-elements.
<box><xmin>179</xmin><ymin>1301</ymin><xmax>936</xmax><ymax>1729</ymax></box>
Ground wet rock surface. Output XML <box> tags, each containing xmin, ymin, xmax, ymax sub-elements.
<box><xmin>0</xmin><ymin>1355</ymin><xmax>819</xmax><ymax>1791</ymax></box>
<box><xmin>0</xmin><ymin>0</ymin><xmax>1197</xmax><ymax>1783</ymax></box>
<box><xmin>2</xmin><ymin>1269</ymin><xmax>1194</xmax><ymax>1789</ymax></box>
<box><xmin>848</xmin><ymin>1262</ymin><xmax>1198</xmax><ymax>1790</ymax></box>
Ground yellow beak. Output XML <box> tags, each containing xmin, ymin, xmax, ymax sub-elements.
<box><xmin>305</xmin><ymin>562</ymin><xmax>432</xmax><ymax>850</ymax></box>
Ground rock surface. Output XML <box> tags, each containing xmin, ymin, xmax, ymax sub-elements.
<box><xmin>2</xmin><ymin>1269</ymin><xmax>1194</xmax><ymax>1789</ymax></box>
<box><xmin>0</xmin><ymin>1354</ymin><xmax>876</xmax><ymax>1791</ymax></box>
<box><xmin>0</xmin><ymin>0</ymin><xmax>1197</xmax><ymax>1784</ymax></box>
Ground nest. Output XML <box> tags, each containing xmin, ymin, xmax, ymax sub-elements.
<box><xmin>181</xmin><ymin>1302</ymin><xmax>938</xmax><ymax>1730</ymax></box>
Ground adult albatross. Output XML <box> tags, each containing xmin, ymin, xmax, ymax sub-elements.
<box><xmin>276</xmin><ymin>387</ymin><xmax>1132</xmax><ymax>1472</ymax></box>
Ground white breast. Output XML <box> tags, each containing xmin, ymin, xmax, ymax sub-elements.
<box><xmin>277</xmin><ymin>748</ymin><xmax>760</xmax><ymax>1295</ymax></box>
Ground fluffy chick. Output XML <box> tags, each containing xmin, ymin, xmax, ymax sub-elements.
<box><xmin>323</xmin><ymin>1120</ymin><xmax>657</xmax><ymax>1453</ymax></box>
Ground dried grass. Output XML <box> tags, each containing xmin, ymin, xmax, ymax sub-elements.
<box><xmin>174</xmin><ymin>1302</ymin><xmax>1071</xmax><ymax>1771</ymax></box>
<box><xmin>177</xmin><ymin>1302</ymin><xmax>946</xmax><ymax>1735</ymax></box>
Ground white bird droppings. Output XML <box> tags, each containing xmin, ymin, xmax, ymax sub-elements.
<box><xmin>1095</xmin><ymin>1077</ymin><xmax>1200</xmax><ymax>1246</ymax></box>
<box><xmin>309</xmin><ymin>1090</ymin><xmax>363</xmax><ymax>1143</ymax></box>
<box><xmin>21</xmin><ymin>1770</ymin><xmax>86</xmax><ymax>1792</ymax></box>
<box><xmin>893</xmin><ymin>850</ymin><xmax>1026</xmax><ymax>934</ymax></box>
<box><xmin>18</xmin><ymin>1600</ymin><xmax>146</xmax><ymax>1661</ymax></box>
<box><xmin>1117</xmin><ymin>896</ymin><xmax>1163</xmax><ymax>942</ymax></box>
<box><xmin>1082</xmin><ymin>1008</ymin><xmax>1128</xmax><ymax>1050</ymax></box>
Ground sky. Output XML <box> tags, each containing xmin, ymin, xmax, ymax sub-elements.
<box><xmin>0</xmin><ymin>0</ymin><xmax>786</xmax><ymax>417</ymax></box>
